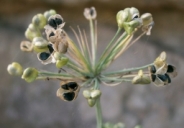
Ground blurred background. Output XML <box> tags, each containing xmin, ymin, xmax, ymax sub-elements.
<box><xmin>1</xmin><ymin>0</ymin><xmax>184</xmax><ymax>128</ymax></box>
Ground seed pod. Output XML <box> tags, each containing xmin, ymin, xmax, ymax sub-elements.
<box><xmin>21</xmin><ymin>68</ymin><xmax>38</xmax><ymax>83</ymax></box>
<box><xmin>132</xmin><ymin>70</ymin><xmax>151</xmax><ymax>85</ymax></box>
<box><xmin>141</xmin><ymin>13</ymin><xmax>154</xmax><ymax>27</ymax></box>
<box><xmin>53</xmin><ymin>52</ymin><xmax>63</xmax><ymax>60</ymax></box>
<box><xmin>83</xmin><ymin>90</ymin><xmax>91</xmax><ymax>99</ymax></box>
<box><xmin>56</xmin><ymin>57</ymin><xmax>68</xmax><ymax>68</ymax></box>
<box><xmin>48</xmin><ymin>14</ymin><xmax>65</xmax><ymax>29</ymax></box>
<box><xmin>33</xmin><ymin>37</ymin><xmax>49</xmax><ymax>53</ymax></box>
<box><xmin>53</xmin><ymin>41</ymin><xmax>68</xmax><ymax>53</ymax></box>
<box><xmin>20</xmin><ymin>41</ymin><xmax>33</xmax><ymax>52</ymax></box>
<box><xmin>25</xmin><ymin>24</ymin><xmax>41</xmax><ymax>41</ymax></box>
<box><xmin>7</xmin><ymin>62</ymin><xmax>23</xmax><ymax>76</ymax></box>
<box><xmin>83</xmin><ymin>7</ymin><xmax>97</xmax><ymax>20</ymax></box>
<box><xmin>57</xmin><ymin>82</ymin><xmax>80</xmax><ymax>101</ymax></box>
<box><xmin>87</xmin><ymin>99</ymin><xmax>96</xmax><ymax>107</ymax></box>
<box><xmin>116</xmin><ymin>7</ymin><xmax>142</xmax><ymax>34</ymax></box>
<box><xmin>32</xmin><ymin>14</ymin><xmax>47</xmax><ymax>29</ymax></box>
<box><xmin>90</xmin><ymin>90</ymin><xmax>101</xmax><ymax>99</ymax></box>
<box><xmin>44</xmin><ymin>9</ymin><xmax>57</xmax><ymax>20</ymax></box>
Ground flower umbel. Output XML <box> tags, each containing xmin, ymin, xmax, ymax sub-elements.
<box><xmin>7</xmin><ymin>7</ymin><xmax>177</xmax><ymax>128</ymax></box>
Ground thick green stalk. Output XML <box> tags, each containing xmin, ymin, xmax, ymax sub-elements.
<box><xmin>95</xmin><ymin>98</ymin><xmax>102</xmax><ymax>128</ymax></box>
<box><xmin>94</xmin><ymin>79</ymin><xmax>102</xmax><ymax>128</ymax></box>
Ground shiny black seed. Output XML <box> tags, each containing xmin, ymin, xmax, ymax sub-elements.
<box><xmin>39</xmin><ymin>52</ymin><xmax>50</xmax><ymax>60</ymax></box>
<box><xmin>55</xmin><ymin>18</ymin><xmax>63</xmax><ymax>25</ymax></box>
<box><xmin>49</xmin><ymin>32</ymin><xmax>55</xmax><ymax>37</ymax></box>
<box><xmin>165</xmin><ymin>74</ymin><xmax>171</xmax><ymax>83</ymax></box>
<box><xmin>151</xmin><ymin>74</ymin><xmax>156</xmax><ymax>82</ymax></box>
<box><xmin>61</xmin><ymin>84</ymin><xmax>69</xmax><ymax>90</ymax></box>
<box><xmin>167</xmin><ymin>65</ymin><xmax>174</xmax><ymax>73</ymax></box>
<box><xmin>47</xmin><ymin>44</ymin><xmax>54</xmax><ymax>53</ymax></box>
<box><xmin>63</xmin><ymin>92</ymin><xmax>75</xmax><ymax>101</ymax></box>
<box><xmin>67</xmin><ymin>82</ymin><xmax>78</xmax><ymax>91</ymax></box>
<box><xmin>133</xmin><ymin>15</ymin><xmax>139</xmax><ymax>19</ymax></box>
<box><xmin>157</xmin><ymin>74</ymin><xmax>167</xmax><ymax>82</ymax></box>
<box><xmin>150</xmin><ymin>65</ymin><xmax>156</xmax><ymax>74</ymax></box>
<box><xmin>48</xmin><ymin>19</ymin><xmax>57</xmax><ymax>29</ymax></box>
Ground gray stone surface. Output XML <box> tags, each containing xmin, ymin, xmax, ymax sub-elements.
<box><xmin>1</xmin><ymin>1</ymin><xmax>184</xmax><ymax>128</ymax></box>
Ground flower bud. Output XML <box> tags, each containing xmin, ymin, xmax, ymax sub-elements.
<box><xmin>44</xmin><ymin>9</ymin><xmax>56</xmax><ymax>20</ymax></box>
<box><xmin>21</xmin><ymin>68</ymin><xmax>38</xmax><ymax>83</ymax></box>
<box><xmin>56</xmin><ymin>57</ymin><xmax>68</xmax><ymax>68</ymax></box>
<box><xmin>7</xmin><ymin>62</ymin><xmax>23</xmax><ymax>76</ymax></box>
<box><xmin>32</xmin><ymin>14</ymin><xmax>47</xmax><ymax>29</ymax></box>
<box><xmin>25</xmin><ymin>24</ymin><xmax>41</xmax><ymax>41</ymax></box>
<box><xmin>33</xmin><ymin>37</ymin><xmax>49</xmax><ymax>53</ymax></box>
<box><xmin>88</xmin><ymin>98</ymin><xmax>96</xmax><ymax>107</ymax></box>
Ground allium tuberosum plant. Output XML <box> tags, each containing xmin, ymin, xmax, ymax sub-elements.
<box><xmin>7</xmin><ymin>7</ymin><xmax>177</xmax><ymax>128</ymax></box>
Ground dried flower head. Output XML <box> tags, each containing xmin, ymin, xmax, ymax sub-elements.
<box><xmin>7</xmin><ymin>7</ymin><xmax>178</xmax><ymax>128</ymax></box>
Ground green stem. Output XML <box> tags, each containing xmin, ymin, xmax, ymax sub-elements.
<box><xmin>100</xmin><ymin>77</ymin><xmax>132</xmax><ymax>82</ymax></box>
<box><xmin>103</xmin><ymin>63</ymin><xmax>153</xmax><ymax>76</ymax></box>
<box><xmin>37</xmin><ymin>71</ymin><xmax>85</xmax><ymax>81</ymax></box>
<box><xmin>95</xmin><ymin>96</ymin><xmax>103</xmax><ymax>128</ymax></box>
<box><xmin>98</xmin><ymin>28</ymin><xmax>121</xmax><ymax>62</ymax></box>
<box><xmin>94</xmin><ymin>79</ymin><xmax>102</xmax><ymax>128</ymax></box>
<box><xmin>96</xmin><ymin>32</ymin><xmax>129</xmax><ymax>73</ymax></box>
<box><xmin>89</xmin><ymin>19</ymin><xmax>96</xmax><ymax>69</ymax></box>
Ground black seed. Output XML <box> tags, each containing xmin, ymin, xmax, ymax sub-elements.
<box><xmin>39</xmin><ymin>52</ymin><xmax>50</xmax><ymax>60</ymax></box>
<box><xmin>167</xmin><ymin>65</ymin><xmax>174</xmax><ymax>73</ymax></box>
<box><xmin>47</xmin><ymin>44</ymin><xmax>54</xmax><ymax>53</ymax></box>
<box><xmin>157</xmin><ymin>74</ymin><xmax>167</xmax><ymax>82</ymax></box>
<box><xmin>165</xmin><ymin>74</ymin><xmax>171</xmax><ymax>83</ymax></box>
<box><xmin>61</xmin><ymin>84</ymin><xmax>69</xmax><ymax>90</ymax></box>
<box><xmin>55</xmin><ymin>18</ymin><xmax>63</xmax><ymax>25</ymax></box>
<box><xmin>67</xmin><ymin>82</ymin><xmax>78</xmax><ymax>91</ymax></box>
<box><xmin>151</xmin><ymin>74</ymin><xmax>156</xmax><ymax>82</ymax></box>
<box><xmin>133</xmin><ymin>15</ymin><xmax>139</xmax><ymax>19</ymax></box>
<box><xmin>150</xmin><ymin>65</ymin><xmax>156</xmax><ymax>74</ymax></box>
<box><xmin>48</xmin><ymin>19</ymin><xmax>57</xmax><ymax>29</ymax></box>
<box><xmin>90</xmin><ymin>9</ymin><xmax>94</xmax><ymax>16</ymax></box>
<box><xmin>49</xmin><ymin>32</ymin><xmax>55</xmax><ymax>37</ymax></box>
<box><xmin>63</xmin><ymin>92</ymin><xmax>75</xmax><ymax>101</ymax></box>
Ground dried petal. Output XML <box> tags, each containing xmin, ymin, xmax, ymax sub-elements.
<box><xmin>20</xmin><ymin>41</ymin><xmax>33</xmax><ymax>52</ymax></box>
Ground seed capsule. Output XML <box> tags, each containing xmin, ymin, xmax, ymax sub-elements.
<box><xmin>32</xmin><ymin>14</ymin><xmax>47</xmax><ymax>29</ymax></box>
<box><xmin>7</xmin><ymin>62</ymin><xmax>23</xmax><ymax>76</ymax></box>
<box><xmin>21</xmin><ymin>68</ymin><xmax>38</xmax><ymax>83</ymax></box>
<box><xmin>57</xmin><ymin>82</ymin><xmax>80</xmax><ymax>101</ymax></box>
